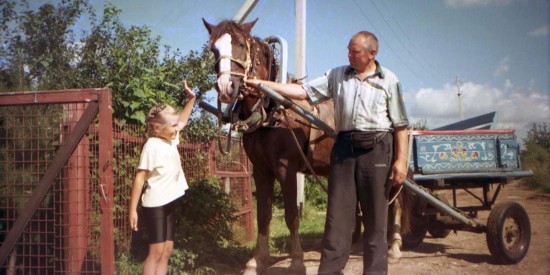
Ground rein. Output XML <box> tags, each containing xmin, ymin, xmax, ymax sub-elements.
<box><xmin>282</xmin><ymin>111</ymin><xmax>328</xmax><ymax>193</ymax></box>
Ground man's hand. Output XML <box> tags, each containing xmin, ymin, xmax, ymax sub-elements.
<box><xmin>389</xmin><ymin>159</ymin><xmax>408</xmax><ymax>186</ymax></box>
<box><xmin>245</xmin><ymin>79</ymin><xmax>263</xmax><ymax>95</ymax></box>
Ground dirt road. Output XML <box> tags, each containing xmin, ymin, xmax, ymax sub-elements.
<box><xmin>263</xmin><ymin>180</ymin><xmax>550</xmax><ymax>274</ymax></box>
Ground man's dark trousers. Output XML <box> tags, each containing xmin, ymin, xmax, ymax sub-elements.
<box><xmin>318</xmin><ymin>132</ymin><xmax>393</xmax><ymax>275</ymax></box>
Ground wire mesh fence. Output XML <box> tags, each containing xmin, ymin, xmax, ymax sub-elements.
<box><xmin>0</xmin><ymin>90</ymin><xmax>253</xmax><ymax>273</ymax></box>
<box><xmin>0</xmin><ymin>101</ymin><xmax>105</xmax><ymax>274</ymax></box>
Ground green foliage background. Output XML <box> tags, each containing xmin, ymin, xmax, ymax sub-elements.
<box><xmin>521</xmin><ymin>123</ymin><xmax>550</xmax><ymax>193</ymax></box>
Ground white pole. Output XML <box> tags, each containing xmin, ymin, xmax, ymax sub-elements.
<box><xmin>295</xmin><ymin>0</ymin><xmax>307</xmax><ymax>212</ymax></box>
<box><xmin>233</xmin><ymin>0</ymin><xmax>259</xmax><ymax>24</ymax></box>
<box><xmin>295</xmin><ymin>0</ymin><xmax>306</xmax><ymax>79</ymax></box>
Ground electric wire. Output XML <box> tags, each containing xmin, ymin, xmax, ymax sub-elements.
<box><xmin>351</xmin><ymin>0</ymin><xmax>425</xmax><ymax>81</ymax></box>
<box><xmin>376</xmin><ymin>0</ymin><xmax>452</xmax><ymax>82</ymax></box>
<box><xmin>369</xmin><ymin>0</ymin><xmax>448</xmax><ymax>82</ymax></box>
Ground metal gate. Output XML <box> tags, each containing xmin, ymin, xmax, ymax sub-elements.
<box><xmin>0</xmin><ymin>89</ymin><xmax>255</xmax><ymax>274</ymax></box>
<box><xmin>0</xmin><ymin>89</ymin><xmax>115</xmax><ymax>274</ymax></box>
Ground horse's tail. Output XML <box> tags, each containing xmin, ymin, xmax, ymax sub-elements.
<box><xmin>398</xmin><ymin>187</ymin><xmax>413</xmax><ymax>235</ymax></box>
<box><xmin>391</xmin><ymin>169</ymin><xmax>415</xmax><ymax>236</ymax></box>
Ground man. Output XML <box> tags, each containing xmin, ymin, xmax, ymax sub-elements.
<box><xmin>246</xmin><ymin>31</ymin><xmax>409</xmax><ymax>275</ymax></box>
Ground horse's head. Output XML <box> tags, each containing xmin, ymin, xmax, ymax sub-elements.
<box><xmin>203</xmin><ymin>18</ymin><xmax>255</xmax><ymax>103</ymax></box>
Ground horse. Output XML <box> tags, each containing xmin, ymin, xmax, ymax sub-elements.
<box><xmin>202</xmin><ymin>18</ymin><xmax>413</xmax><ymax>274</ymax></box>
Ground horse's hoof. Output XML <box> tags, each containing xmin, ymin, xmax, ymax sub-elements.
<box><xmin>288</xmin><ymin>264</ymin><xmax>306</xmax><ymax>275</ymax></box>
<box><xmin>244</xmin><ymin>258</ymin><xmax>265</xmax><ymax>275</ymax></box>
<box><xmin>388</xmin><ymin>256</ymin><xmax>401</xmax><ymax>264</ymax></box>
<box><xmin>387</xmin><ymin>246</ymin><xmax>402</xmax><ymax>264</ymax></box>
<box><xmin>288</xmin><ymin>259</ymin><xmax>306</xmax><ymax>275</ymax></box>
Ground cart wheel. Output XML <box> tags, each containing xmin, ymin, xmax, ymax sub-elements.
<box><xmin>428</xmin><ymin>197</ymin><xmax>452</xmax><ymax>238</ymax></box>
<box><xmin>428</xmin><ymin>219</ymin><xmax>451</xmax><ymax>238</ymax></box>
<box><xmin>486</xmin><ymin>201</ymin><xmax>531</xmax><ymax>264</ymax></box>
<box><xmin>403</xmin><ymin>196</ymin><xmax>429</xmax><ymax>249</ymax></box>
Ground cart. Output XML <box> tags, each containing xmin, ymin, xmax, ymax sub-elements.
<box><xmin>402</xmin><ymin>129</ymin><xmax>533</xmax><ymax>264</ymax></box>
<box><xmin>246</xmin><ymin>83</ymin><xmax>534</xmax><ymax>264</ymax></box>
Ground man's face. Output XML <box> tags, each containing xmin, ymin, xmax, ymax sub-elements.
<box><xmin>347</xmin><ymin>37</ymin><xmax>374</xmax><ymax>70</ymax></box>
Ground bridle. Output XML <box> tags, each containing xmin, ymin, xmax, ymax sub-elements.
<box><xmin>213</xmin><ymin>38</ymin><xmax>252</xmax><ymax>81</ymax></box>
<box><xmin>212</xmin><ymin>34</ymin><xmax>276</xmax><ymax>154</ymax></box>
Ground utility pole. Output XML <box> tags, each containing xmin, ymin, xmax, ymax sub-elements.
<box><xmin>295</xmin><ymin>0</ymin><xmax>306</xmax><ymax>212</ymax></box>
<box><xmin>233</xmin><ymin>0</ymin><xmax>258</xmax><ymax>24</ymax></box>
<box><xmin>455</xmin><ymin>75</ymin><xmax>464</xmax><ymax>120</ymax></box>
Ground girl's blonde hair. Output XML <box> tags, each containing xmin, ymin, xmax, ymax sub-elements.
<box><xmin>146</xmin><ymin>104</ymin><xmax>180</xmax><ymax>137</ymax></box>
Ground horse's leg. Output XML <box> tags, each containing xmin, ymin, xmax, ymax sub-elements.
<box><xmin>388</xmin><ymin>198</ymin><xmax>403</xmax><ymax>261</ymax></box>
<box><xmin>244</xmin><ymin>169</ymin><xmax>275</xmax><ymax>275</ymax></box>
<box><xmin>279</xmin><ymin>167</ymin><xmax>306</xmax><ymax>274</ymax></box>
<box><xmin>352</xmin><ymin>202</ymin><xmax>362</xmax><ymax>243</ymax></box>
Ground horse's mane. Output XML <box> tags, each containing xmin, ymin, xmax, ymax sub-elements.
<box><xmin>207</xmin><ymin>20</ymin><xmax>264</xmax><ymax>48</ymax></box>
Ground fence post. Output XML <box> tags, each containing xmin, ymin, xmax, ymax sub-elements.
<box><xmin>62</xmin><ymin>103</ymin><xmax>91</xmax><ymax>273</ymax></box>
<box><xmin>98</xmin><ymin>89</ymin><xmax>115</xmax><ymax>274</ymax></box>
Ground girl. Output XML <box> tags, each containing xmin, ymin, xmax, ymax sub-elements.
<box><xmin>129</xmin><ymin>80</ymin><xmax>196</xmax><ymax>275</ymax></box>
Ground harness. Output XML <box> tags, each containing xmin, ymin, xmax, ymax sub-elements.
<box><xmin>214</xmin><ymin>36</ymin><xmax>279</xmax><ymax>155</ymax></box>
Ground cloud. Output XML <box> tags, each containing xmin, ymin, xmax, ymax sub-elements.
<box><xmin>405</xmin><ymin>81</ymin><xmax>549</xmax><ymax>142</ymax></box>
<box><xmin>528</xmin><ymin>25</ymin><xmax>549</xmax><ymax>37</ymax></box>
<box><xmin>504</xmin><ymin>79</ymin><xmax>513</xmax><ymax>90</ymax></box>
<box><xmin>445</xmin><ymin>0</ymin><xmax>512</xmax><ymax>8</ymax></box>
<box><xmin>494</xmin><ymin>56</ymin><xmax>510</xmax><ymax>77</ymax></box>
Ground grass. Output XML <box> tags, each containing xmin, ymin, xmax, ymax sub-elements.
<box><xmin>268</xmin><ymin>203</ymin><xmax>326</xmax><ymax>256</ymax></box>
<box><xmin>117</xmin><ymin>203</ymin><xmax>326</xmax><ymax>274</ymax></box>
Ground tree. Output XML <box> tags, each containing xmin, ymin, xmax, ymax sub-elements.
<box><xmin>0</xmin><ymin>0</ymin><xmax>88</xmax><ymax>90</ymax></box>
<box><xmin>0</xmin><ymin>0</ymin><xmax>217</xmax><ymax>130</ymax></box>
<box><xmin>521</xmin><ymin>122</ymin><xmax>550</xmax><ymax>193</ymax></box>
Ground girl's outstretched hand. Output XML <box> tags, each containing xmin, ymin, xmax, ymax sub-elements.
<box><xmin>183</xmin><ymin>80</ymin><xmax>196</xmax><ymax>98</ymax></box>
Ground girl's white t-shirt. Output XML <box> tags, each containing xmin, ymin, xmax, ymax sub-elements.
<box><xmin>138</xmin><ymin>136</ymin><xmax>188</xmax><ymax>207</ymax></box>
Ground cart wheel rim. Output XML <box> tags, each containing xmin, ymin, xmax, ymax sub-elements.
<box><xmin>502</xmin><ymin>217</ymin><xmax>521</xmax><ymax>251</ymax></box>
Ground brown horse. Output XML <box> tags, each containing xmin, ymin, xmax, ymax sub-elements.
<box><xmin>202</xmin><ymin>18</ymin><xmax>412</xmax><ymax>274</ymax></box>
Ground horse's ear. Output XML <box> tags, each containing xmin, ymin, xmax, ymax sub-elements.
<box><xmin>202</xmin><ymin>18</ymin><xmax>215</xmax><ymax>35</ymax></box>
<box><xmin>240</xmin><ymin>18</ymin><xmax>258</xmax><ymax>33</ymax></box>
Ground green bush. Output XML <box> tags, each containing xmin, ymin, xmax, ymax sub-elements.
<box><xmin>271</xmin><ymin>175</ymin><xmax>328</xmax><ymax>211</ymax></box>
<box><xmin>172</xmin><ymin>177</ymin><xmax>249</xmax><ymax>273</ymax></box>
<box><xmin>304</xmin><ymin>175</ymin><xmax>328</xmax><ymax>210</ymax></box>
<box><xmin>521</xmin><ymin>123</ymin><xmax>550</xmax><ymax>193</ymax></box>
<box><xmin>521</xmin><ymin>143</ymin><xmax>550</xmax><ymax>193</ymax></box>
<box><xmin>126</xmin><ymin>177</ymin><xmax>250</xmax><ymax>273</ymax></box>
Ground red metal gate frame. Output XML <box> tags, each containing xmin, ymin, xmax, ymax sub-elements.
<box><xmin>0</xmin><ymin>89</ymin><xmax>115</xmax><ymax>274</ymax></box>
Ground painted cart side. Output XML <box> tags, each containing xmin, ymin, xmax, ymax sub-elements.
<box><xmin>411</xmin><ymin>129</ymin><xmax>522</xmax><ymax>174</ymax></box>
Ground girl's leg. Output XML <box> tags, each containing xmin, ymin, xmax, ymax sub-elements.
<box><xmin>143</xmin><ymin>242</ymin><xmax>167</xmax><ymax>275</ymax></box>
<box><xmin>155</xmin><ymin>240</ymin><xmax>174</xmax><ymax>275</ymax></box>
<box><xmin>155</xmin><ymin>200</ymin><xmax>176</xmax><ymax>274</ymax></box>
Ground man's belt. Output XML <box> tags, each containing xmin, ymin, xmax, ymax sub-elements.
<box><xmin>338</xmin><ymin>131</ymin><xmax>387</xmax><ymax>149</ymax></box>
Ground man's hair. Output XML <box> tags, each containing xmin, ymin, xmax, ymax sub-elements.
<box><xmin>146</xmin><ymin>104</ymin><xmax>179</xmax><ymax>137</ymax></box>
<box><xmin>352</xmin><ymin>31</ymin><xmax>379</xmax><ymax>53</ymax></box>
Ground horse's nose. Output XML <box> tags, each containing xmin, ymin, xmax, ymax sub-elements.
<box><xmin>216</xmin><ymin>74</ymin><xmax>233</xmax><ymax>101</ymax></box>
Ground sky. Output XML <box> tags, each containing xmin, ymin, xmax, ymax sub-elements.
<box><xmin>65</xmin><ymin>0</ymin><xmax>550</xmax><ymax>141</ymax></box>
